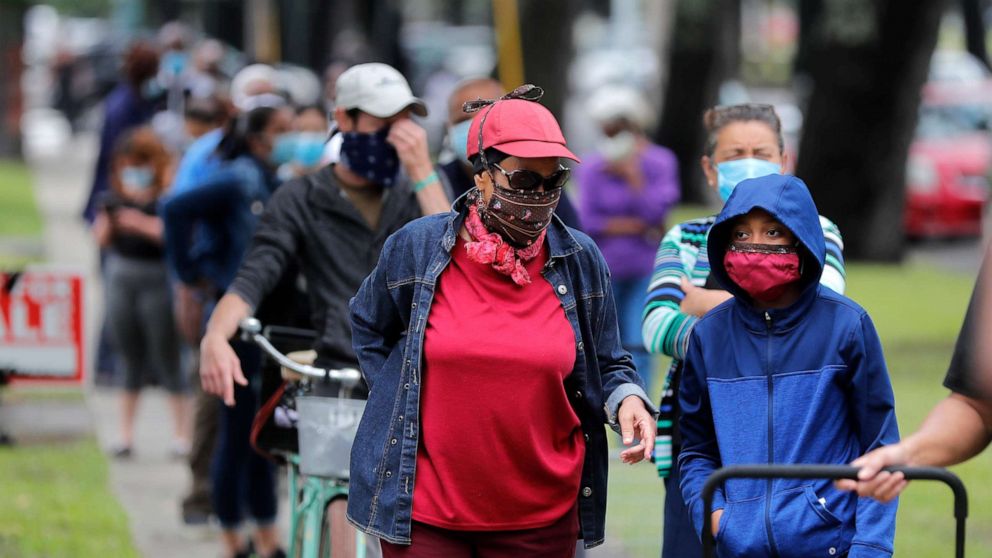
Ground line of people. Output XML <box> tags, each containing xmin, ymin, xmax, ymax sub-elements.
<box><xmin>87</xmin><ymin>33</ymin><xmax>976</xmax><ymax>558</ymax></box>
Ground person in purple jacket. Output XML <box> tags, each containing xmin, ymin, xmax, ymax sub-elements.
<box><xmin>577</xmin><ymin>86</ymin><xmax>680</xmax><ymax>396</ymax></box>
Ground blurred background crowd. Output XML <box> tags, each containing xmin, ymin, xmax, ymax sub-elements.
<box><xmin>0</xmin><ymin>1</ymin><xmax>990</xmax><ymax>557</ymax></box>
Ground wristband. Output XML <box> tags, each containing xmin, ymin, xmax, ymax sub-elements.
<box><xmin>412</xmin><ymin>170</ymin><xmax>439</xmax><ymax>193</ymax></box>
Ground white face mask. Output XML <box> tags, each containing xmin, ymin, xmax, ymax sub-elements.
<box><xmin>598</xmin><ymin>131</ymin><xmax>637</xmax><ymax>163</ymax></box>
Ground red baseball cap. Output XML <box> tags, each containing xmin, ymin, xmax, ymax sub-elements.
<box><xmin>466</xmin><ymin>99</ymin><xmax>580</xmax><ymax>163</ymax></box>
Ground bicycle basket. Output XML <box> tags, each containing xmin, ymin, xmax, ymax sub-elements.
<box><xmin>296</xmin><ymin>395</ymin><xmax>366</xmax><ymax>478</ymax></box>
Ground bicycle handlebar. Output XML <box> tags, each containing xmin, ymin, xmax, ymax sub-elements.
<box><xmin>701</xmin><ymin>464</ymin><xmax>967</xmax><ymax>558</ymax></box>
<box><xmin>239</xmin><ymin>317</ymin><xmax>362</xmax><ymax>386</ymax></box>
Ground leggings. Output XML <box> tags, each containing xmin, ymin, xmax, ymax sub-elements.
<box><xmin>211</xmin><ymin>340</ymin><xmax>277</xmax><ymax>529</ymax></box>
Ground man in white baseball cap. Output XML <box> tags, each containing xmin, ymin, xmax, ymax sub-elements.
<box><xmin>334</xmin><ymin>62</ymin><xmax>428</xmax><ymax>118</ymax></box>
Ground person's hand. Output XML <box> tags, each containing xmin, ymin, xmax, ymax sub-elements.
<box><xmin>711</xmin><ymin>509</ymin><xmax>724</xmax><ymax>537</ymax></box>
<box><xmin>199</xmin><ymin>331</ymin><xmax>247</xmax><ymax>406</ymax></box>
<box><xmin>175</xmin><ymin>284</ymin><xmax>206</xmax><ymax>346</ymax></box>
<box><xmin>680</xmin><ymin>278</ymin><xmax>733</xmax><ymax>317</ymax></box>
<box><xmin>387</xmin><ymin>119</ymin><xmax>433</xmax><ymax>180</ymax></box>
<box><xmin>618</xmin><ymin>395</ymin><xmax>655</xmax><ymax>464</ymax></box>
<box><xmin>607</xmin><ymin>155</ymin><xmax>644</xmax><ymax>189</ymax></box>
<box><xmin>834</xmin><ymin>444</ymin><xmax>910</xmax><ymax>503</ymax></box>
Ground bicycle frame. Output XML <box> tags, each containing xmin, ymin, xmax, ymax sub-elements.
<box><xmin>240</xmin><ymin>318</ymin><xmax>367</xmax><ymax>558</ymax></box>
<box><xmin>701</xmin><ymin>464</ymin><xmax>968</xmax><ymax>558</ymax></box>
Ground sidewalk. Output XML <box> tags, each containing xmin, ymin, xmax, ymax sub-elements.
<box><xmin>28</xmin><ymin>135</ymin><xmax>217</xmax><ymax>558</ymax></box>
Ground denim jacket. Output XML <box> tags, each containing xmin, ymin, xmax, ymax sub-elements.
<box><xmin>347</xmin><ymin>197</ymin><xmax>655</xmax><ymax>548</ymax></box>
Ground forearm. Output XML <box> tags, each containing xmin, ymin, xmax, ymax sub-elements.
<box><xmin>603</xmin><ymin>216</ymin><xmax>647</xmax><ymax>236</ymax></box>
<box><xmin>203</xmin><ymin>292</ymin><xmax>253</xmax><ymax>343</ymax></box>
<box><xmin>903</xmin><ymin>393</ymin><xmax>992</xmax><ymax>467</ymax></box>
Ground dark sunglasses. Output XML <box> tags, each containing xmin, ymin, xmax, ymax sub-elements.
<box><xmin>488</xmin><ymin>163</ymin><xmax>570</xmax><ymax>191</ymax></box>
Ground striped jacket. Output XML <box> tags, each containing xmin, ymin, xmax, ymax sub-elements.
<box><xmin>642</xmin><ymin>213</ymin><xmax>845</xmax><ymax>476</ymax></box>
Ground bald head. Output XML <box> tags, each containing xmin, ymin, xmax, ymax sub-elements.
<box><xmin>447</xmin><ymin>78</ymin><xmax>504</xmax><ymax>126</ymax></box>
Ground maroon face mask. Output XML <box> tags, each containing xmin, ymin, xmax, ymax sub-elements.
<box><xmin>723</xmin><ymin>242</ymin><xmax>802</xmax><ymax>303</ymax></box>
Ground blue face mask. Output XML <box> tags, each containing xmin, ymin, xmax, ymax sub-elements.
<box><xmin>716</xmin><ymin>158</ymin><xmax>782</xmax><ymax>202</ymax></box>
<box><xmin>120</xmin><ymin>166</ymin><xmax>154</xmax><ymax>191</ymax></box>
<box><xmin>270</xmin><ymin>133</ymin><xmax>298</xmax><ymax>166</ymax></box>
<box><xmin>162</xmin><ymin>50</ymin><xmax>188</xmax><ymax>76</ymax></box>
<box><xmin>294</xmin><ymin>132</ymin><xmax>327</xmax><ymax>168</ymax></box>
<box><xmin>340</xmin><ymin>127</ymin><xmax>400</xmax><ymax>187</ymax></box>
<box><xmin>447</xmin><ymin>120</ymin><xmax>472</xmax><ymax>161</ymax></box>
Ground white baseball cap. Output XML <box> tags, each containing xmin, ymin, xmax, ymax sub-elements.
<box><xmin>335</xmin><ymin>63</ymin><xmax>428</xmax><ymax>118</ymax></box>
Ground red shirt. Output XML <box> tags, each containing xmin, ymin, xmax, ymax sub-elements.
<box><xmin>412</xmin><ymin>236</ymin><xmax>584</xmax><ymax>530</ymax></box>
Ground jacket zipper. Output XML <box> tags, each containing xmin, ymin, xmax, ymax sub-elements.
<box><xmin>764</xmin><ymin>311</ymin><xmax>780</xmax><ymax>557</ymax></box>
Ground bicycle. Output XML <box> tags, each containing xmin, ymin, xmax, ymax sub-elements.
<box><xmin>240</xmin><ymin>317</ymin><xmax>371</xmax><ymax>558</ymax></box>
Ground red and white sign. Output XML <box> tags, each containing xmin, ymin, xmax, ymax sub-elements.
<box><xmin>0</xmin><ymin>268</ymin><xmax>84</xmax><ymax>382</ymax></box>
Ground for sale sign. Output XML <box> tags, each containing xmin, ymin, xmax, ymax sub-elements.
<box><xmin>0</xmin><ymin>268</ymin><xmax>84</xmax><ymax>382</ymax></box>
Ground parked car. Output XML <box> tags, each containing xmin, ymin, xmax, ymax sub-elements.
<box><xmin>904</xmin><ymin>50</ymin><xmax>992</xmax><ymax>239</ymax></box>
<box><xmin>904</xmin><ymin>99</ymin><xmax>992</xmax><ymax>239</ymax></box>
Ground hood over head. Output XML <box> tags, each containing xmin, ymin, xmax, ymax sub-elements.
<box><xmin>707</xmin><ymin>174</ymin><xmax>825</xmax><ymax>301</ymax></box>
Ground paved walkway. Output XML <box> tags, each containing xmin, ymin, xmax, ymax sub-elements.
<box><xmin>27</xmin><ymin>135</ymin><xmax>219</xmax><ymax>558</ymax></box>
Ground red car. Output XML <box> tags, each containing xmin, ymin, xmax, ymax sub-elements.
<box><xmin>904</xmin><ymin>83</ymin><xmax>992</xmax><ymax>239</ymax></box>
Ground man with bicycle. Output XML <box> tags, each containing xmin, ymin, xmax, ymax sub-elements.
<box><xmin>199</xmin><ymin>63</ymin><xmax>450</xmax><ymax>557</ymax></box>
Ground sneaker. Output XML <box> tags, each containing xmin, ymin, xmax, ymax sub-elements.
<box><xmin>110</xmin><ymin>445</ymin><xmax>133</xmax><ymax>459</ymax></box>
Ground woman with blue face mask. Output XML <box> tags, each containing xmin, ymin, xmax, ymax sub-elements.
<box><xmin>92</xmin><ymin>126</ymin><xmax>188</xmax><ymax>462</ymax></box>
<box><xmin>641</xmin><ymin>103</ymin><xmax>848</xmax><ymax>557</ymax></box>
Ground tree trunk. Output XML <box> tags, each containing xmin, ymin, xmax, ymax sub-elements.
<box><xmin>0</xmin><ymin>1</ymin><xmax>26</xmax><ymax>159</ymax></box>
<box><xmin>518</xmin><ymin>0</ymin><xmax>579</xmax><ymax>120</ymax></box>
<box><xmin>796</xmin><ymin>0</ymin><xmax>950</xmax><ymax>261</ymax></box>
<box><xmin>656</xmin><ymin>0</ymin><xmax>739</xmax><ymax>204</ymax></box>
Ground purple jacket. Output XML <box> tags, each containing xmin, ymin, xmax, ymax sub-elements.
<box><xmin>577</xmin><ymin>144</ymin><xmax>680</xmax><ymax>279</ymax></box>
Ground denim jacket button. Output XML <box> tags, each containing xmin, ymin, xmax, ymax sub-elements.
<box><xmin>581</xmin><ymin>486</ymin><xmax>593</xmax><ymax>497</ymax></box>
<box><xmin>584</xmin><ymin>433</ymin><xmax>590</xmax><ymax>442</ymax></box>
<box><xmin>828</xmin><ymin>548</ymin><xmax>836</xmax><ymax>556</ymax></box>
<box><xmin>385</xmin><ymin>471</ymin><xmax>392</xmax><ymax>478</ymax></box>
<box><xmin>574</xmin><ymin>390</ymin><xmax>584</xmax><ymax>399</ymax></box>
<box><xmin>391</xmin><ymin>438</ymin><xmax>398</xmax><ymax>445</ymax></box>
<box><xmin>557</xmin><ymin>285</ymin><xmax>568</xmax><ymax>295</ymax></box>
<box><xmin>577</xmin><ymin>341</ymin><xmax>584</xmax><ymax>350</ymax></box>
<box><xmin>411</xmin><ymin>302</ymin><xmax>417</xmax><ymax>309</ymax></box>
<box><xmin>404</xmin><ymin>383</ymin><xmax>410</xmax><ymax>390</ymax></box>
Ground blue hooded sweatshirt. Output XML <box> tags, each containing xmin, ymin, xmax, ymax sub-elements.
<box><xmin>677</xmin><ymin>174</ymin><xmax>899</xmax><ymax>558</ymax></box>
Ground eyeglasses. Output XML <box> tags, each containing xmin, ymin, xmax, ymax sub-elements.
<box><xmin>488</xmin><ymin>163</ymin><xmax>570</xmax><ymax>191</ymax></box>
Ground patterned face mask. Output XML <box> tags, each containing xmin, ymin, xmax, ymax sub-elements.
<box><xmin>472</xmin><ymin>183</ymin><xmax>561</xmax><ymax>248</ymax></box>
<box><xmin>339</xmin><ymin>127</ymin><xmax>400</xmax><ymax>187</ymax></box>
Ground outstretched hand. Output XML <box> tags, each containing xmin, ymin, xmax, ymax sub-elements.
<box><xmin>618</xmin><ymin>395</ymin><xmax>655</xmax><ymax>464</ymax></box>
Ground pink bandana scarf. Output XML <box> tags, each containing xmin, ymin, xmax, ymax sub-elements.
<box><xmin>463</xmin><ymin>203</ymin><xmax>546</xmax><ymax>286</ymax></box>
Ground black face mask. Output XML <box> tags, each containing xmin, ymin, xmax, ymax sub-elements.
<box><xmin>339</xmin><ymin>127</ymin><xmax>400</xmax><ymax>187</ymax></box>
<box><xmin>469</xmin><ymin>185</ymin><xmax>561</xmax><ymax>248</ymax></box>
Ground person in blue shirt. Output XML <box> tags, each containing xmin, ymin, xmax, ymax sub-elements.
<box><xmin>162</xmin><ymin>101</ymin><xmax>294</xmax><ymax>558</ymax></box>
<box><xmin>678</xmin><ymin>174</ymin><xmax>899</xmax><ymax>557</ymax></box>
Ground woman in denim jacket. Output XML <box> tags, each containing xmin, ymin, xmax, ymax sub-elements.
<box><xmin>348</xmin><ymin>86</ymin><xmax>656</xmax><ymax>556</ymax></box>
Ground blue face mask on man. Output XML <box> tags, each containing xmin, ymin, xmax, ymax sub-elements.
<box><xmin>340</xmin><ymin>127</ymin><xmax>400</xmax><ymax>187</ymax></box>
<box><xmin>715</xmin><ymin>158</ymin><xmax>782</xmax><ymax>202</ymax></box>
<box><xmin>447</xmin><ymin>120</ymin><xmax>472</xmax><ymax>161</ymax></box>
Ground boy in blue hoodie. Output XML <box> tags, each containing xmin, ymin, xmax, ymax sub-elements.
<box><xmin>678</xmin><ymin>174</ymin><xmax>899</xmax><ymax>557</ymax></box>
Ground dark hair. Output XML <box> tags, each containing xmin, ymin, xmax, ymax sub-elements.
<box><xmin>471</xmin><ymin>148</ymin><xmax>509</xmax><ymax>175</ymax></box>
<box><xmin>297</xmin><ymin>104</ymin><xmax>328</xmax><ymax>119</ymax></box>
<box><xmin>185</xmin><ymin>96</ymin><xmax>225</xmax><ymax>125</ymax></box>
<box><xmin>703</xmin><ymin>103</ymin><xmax>783</xmax><ymax>158</ymax></box>
<box><xmin>123</xmin><ymin>41</ymin><xmax>160</xmax><ymax>89</ymax></box>
<box><xmin>216</xmin><ymin>106</ymin><xmax>279</xmax><ymax>161</ymax></box>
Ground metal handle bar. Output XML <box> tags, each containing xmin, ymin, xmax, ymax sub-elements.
<box><xmin>239</xmin><ymin>317</ymin><xmax>362</xmax><ymax>386</ymax></box>
<box><xmin>702</xmin><ymin>464</ymin><xmax>967</xmax><ymax>558</ymax></box>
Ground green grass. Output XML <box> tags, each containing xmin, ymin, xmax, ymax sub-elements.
<box><xmin>0</xmin><ymin>160</ymin><xmax>43</xmax><ymax>237</ymax></box>
<box><xmin>0</xmin><ymin>439</ymin><xmax>139</xmax><ymax>558</ymax></box>
<box><xmin>605</xmin><ymin>257</ymin><xmax>989</xmax><ymax>556</ymax></box>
